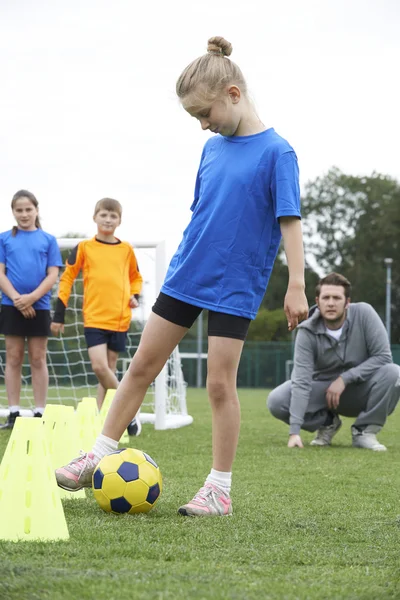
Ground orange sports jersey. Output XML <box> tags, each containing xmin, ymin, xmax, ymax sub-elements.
<box><xmin>53</xmin><ymin>237</ymin><xmax>143</xmax><ymax>332</ymax></box>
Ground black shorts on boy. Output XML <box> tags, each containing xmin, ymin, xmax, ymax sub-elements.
<box><xmin>152</xmin><ymin>292</ymin><xmax>250</xmax><ymax>341</ymax></box>
<box><xmin>0</xmin><ymin>305</ymin><xmax>51</xmax><ymax>337</ymax></box>
<box><xmin>84</xmin><ymin>328</ymin><xmax>128</xmax><ymax>353</ymax></box>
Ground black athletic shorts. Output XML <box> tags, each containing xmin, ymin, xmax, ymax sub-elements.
<box><xmin>152</xmin><ymin>292</ymin><xmax>250</xmax><ymax>341</ymax></box>
<box><xmin>84</xmin><ymin>327</ymin><xmax>128</xmax><ymax>352</ymax></box>
<box><xmin>0</xmin><ymin>305</ymin><xmax>51</xmax><ymax>337</ymax></box>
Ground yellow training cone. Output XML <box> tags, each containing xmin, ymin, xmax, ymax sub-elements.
<box><xmin>42</xmin><ymin>405</ymin><xmax>86</xmax><ymax>500</ymax></box>
<box><xmin>99</xmin><ymin>389</ymin><xmax>129</xmax><ymax>445</ymax></box>
<box><xmin>0</xmin><ymin>417</ymin><xmax>69</xmax><ymax>541</ymax></box>
<box><xmin>76</xmin><ymin>399</ymin><xmax>100</xmax><ymax>452</ymax></box>
<box><xmin>80</xmin><ymin>397</ymin><xmax>98</xmax><ymax>412</ymax></box>
<box><xmin>99</xmin><ymin>389</ymin><xmax>116</xmax><ymax>425</ymax></box>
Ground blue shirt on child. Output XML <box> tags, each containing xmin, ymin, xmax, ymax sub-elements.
<box><xmin>0</xmin><ymin>229</ymin><xmax>63</xmax><ymax>310</ymax></box>
<box><xmin>162</xmin><ymin>128</ymin><xmax>301</xmax><ymax>319</ymax></box>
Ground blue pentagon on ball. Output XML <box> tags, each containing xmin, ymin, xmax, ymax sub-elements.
<box><xmin>143</xmin><ymin>452</ymin><xmax>158</xmax><ymax>468</ymax></box>
<box><xmin>117</xmin><ymin>461</ymin><xmax>139</xmax><ymax>482</ymax></box>
<box><xmin>146</xmin><ymin>483</ymin><xmax>161</xmax><ymax>504</ymax></box>
<box><xmin>93</xmin><ymin>467</ymin><xmax>104</xmax><ymax>490</ymax></box>
<box><xmin>110</xmin><ymin>496</ymin><xmax>132</xmax><ymax>514</ymax></box>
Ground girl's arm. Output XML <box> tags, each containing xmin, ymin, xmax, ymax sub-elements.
<box><xmin>0</xmin><ymin>263</ymin><xmax>19</xmax><ymax>302</ymax></box>
<box><xmin>0</xmin><ymin>263</ymin><xmax>37</xmax><ymax>319</ymax></box>
<box><xmin>14</xmin><ymin>266</ymin><xmax>60</xmax><ymax>310</ymax></box>
<box><xmin>279</xmin><ymin>217</ymin><xmax>309</xmax><ymax>331</ymax></box>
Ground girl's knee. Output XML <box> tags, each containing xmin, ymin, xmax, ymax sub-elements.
<box><xmin>29</xmin><ymin>355</ymin><xmax>47</xmax><ymax>370</ymax></box>
<box><xmin>207</xmin><ymin>377</ymin><xmax>232</xmax><ymax>403</ymax></box>
<box><xmin>7</xmin><ymin>348</ymin><xmax>25</xmax><ymax>368</ymax></box>
<box><xmin>128</xmin><ymin>355</ymin><xmax>158</xmax><ymax>384</ymax></box>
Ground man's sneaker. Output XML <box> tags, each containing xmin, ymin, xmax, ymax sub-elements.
<box><xmin>310</xmin><ymin>414</ymin><xmax>342</xmax><ymax>446</ymax></box>
<box><xmin>55</xmin><ymin>452</ymin><xmax>99</xmax><ymax>491</ymax></box>
<box><xmin>351</xmin><ymin>427</ymin><xmax>387</xmax><ymax>451</ymax></box>
<box><xmin>127</xmin><ymin>415</ymin><xmax>142</xmax><ymax>436</ymax></box>
<box><xmin>0</xmin><ymin>411</ymin><xmax>19</xmax><ymax>430</ymax></box>
<box><xmin>178</xmin><ymin>483</ymin><xmax>232</xmax><ymax>517</ymax></box>
<box><xmin>33</xmin><ymin>411</ymin><xmax>43</xmax><ymax>418</ymax></box>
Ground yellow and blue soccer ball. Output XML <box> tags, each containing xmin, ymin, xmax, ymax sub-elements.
<box><xmin>92</xmin><ymin>448</ymin><xmax>162</xmax><ymax>514</ymax></box>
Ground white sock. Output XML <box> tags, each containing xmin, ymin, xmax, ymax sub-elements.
<box><xmin>92</xmin><ymin>434</ymin><xmax>118</xmax><ymax>462</ymax></box>
<box><xmin>34</xmin><ymin>407</ymin><xmax>44</xmax><ymax>415</ymax></box>
<box><xmin>206</xmin><ymin>469</ymin><xmax>232</xmax><ymax>494</ymax></box>
<box><xmin>9</xmin><ymin>405</ymin><xmax>20</xmax><ymax>414</ymax></box>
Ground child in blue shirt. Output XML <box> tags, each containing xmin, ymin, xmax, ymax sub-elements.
<box><xmin>0</xmin><ymin>190</ymin><xmax>63</xmax><ymax>429</ymax></box>
<box><xmin>56</xmin><ymin>36</ymin><xmax>309</xmax><ymax>516</ymax></box>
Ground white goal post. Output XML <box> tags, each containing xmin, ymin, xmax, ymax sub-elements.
<box><xmin>0</xmin><ymin>238</ymin><xmax>193</xmax><ymax>430</ymax></box>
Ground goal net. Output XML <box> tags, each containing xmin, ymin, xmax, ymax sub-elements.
<box><xmin>0</xmin><ymin>239</ymin><xmax>192</xmax><ymax>430</ymax></box>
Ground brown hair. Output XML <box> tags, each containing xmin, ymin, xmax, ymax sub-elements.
<box><xmin>176</xmin><ymin>36</ymin><xmax>247</xmax><ymax>108</ymax></box>
<box><xmin>93</xmin><ymin>198</ymin><xmax>122</xmax><ymax>218</ymax></box>
<box><xmin>11</xmin><ymin>190</ymin><xmax>41</xmax><ymax>236</ymax></box>
<box><xmin>316</xmin><ymin>272</ymin><xmax>351</xmax><ymax>299</ymax></box>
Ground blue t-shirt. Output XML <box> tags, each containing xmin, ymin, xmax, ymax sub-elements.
<box><xmin>162</xmin><ymin>128</ymin><xmax>301</xmax><ymax>319</ymax></box>
<box><xmin>0</xmin><ymin>229</ymin><xmax>63</xmax><ymax>310</ymax></box>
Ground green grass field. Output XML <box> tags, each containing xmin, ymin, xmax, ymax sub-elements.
<box><xmin>0</xmin><ymin>388</ymin><xmax>400</xmax><ymax>600</ymax></box>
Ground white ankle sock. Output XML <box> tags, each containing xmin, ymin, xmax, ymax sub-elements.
<box><xmin>34</xmin><ymin>407</ymin><xmax>44</xmax><ymax>415</ymax></box>
<box><xmin>92</xmin><ymin>434</ymin><xmax>118</xmax><ymax>462</ymax></box>
<box><xmin>206</xmin><ymin>469</ymin><xmax>232</xmax><ymax>494</ymax></box>
<box><xmin>9</xmin><ymin>405</ymin><xmax>19</xmax><ymax>414</ymax></box>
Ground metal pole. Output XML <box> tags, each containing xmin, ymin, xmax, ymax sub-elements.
<box><xmin>196</xmin><ymin>312</ymin><xmax>203</xmax><ymax>388</ymax></box>
<box><xmin>384</xmin><ymin>258</ymin><xmax>393</xmax><ymax>345</ymax></box>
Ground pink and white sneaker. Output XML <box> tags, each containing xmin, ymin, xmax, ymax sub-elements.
<box><xmin>55</xmin><ymin>452</ymin><xmax>99</xmax><ymax>491</ymax></box>
<box><xmin>178</xmin><ymin>483</ymin><xmax>233</xmax><ymax>517</ymax></box>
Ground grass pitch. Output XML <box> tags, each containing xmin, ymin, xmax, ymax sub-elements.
<box><xmin>0</xmin><ymin>388</ymin><xmax>400</xmax><ymax>600</ymax></box>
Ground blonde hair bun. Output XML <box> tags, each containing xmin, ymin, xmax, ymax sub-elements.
<box><xmin>207</xmin><ymin>36</ymin><xmax>232</xmax><ymax>57</ymax></box>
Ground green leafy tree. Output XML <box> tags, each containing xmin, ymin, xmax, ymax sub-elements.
<box><xmin>302</xmin><ymin>168</ymin><xmax>400</xmax><ymax>342</ymax></box>
<box><xmin>247</xmin><ymin>308</ymin><xmax>290</xmax><ymax>341</ymax></box>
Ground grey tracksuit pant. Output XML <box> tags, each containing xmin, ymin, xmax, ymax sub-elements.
<box><xmin>268</xmin><ymin>363</ymin><xmax>400</xmax><ymax>433</ymax></box>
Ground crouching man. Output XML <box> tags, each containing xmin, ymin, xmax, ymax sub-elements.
<box><xmin>268</xmin><ymin>273</ymin><xmax>400</xmax><ymax>451</ymax></box>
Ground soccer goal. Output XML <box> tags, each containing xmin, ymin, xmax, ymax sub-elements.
<box><xmin>0</xmin><ymin>239</ymin><xmax>193</xmax><ymax>430</ymax></box>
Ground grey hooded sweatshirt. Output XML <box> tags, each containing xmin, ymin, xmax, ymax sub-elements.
<box><xmin>289</xmin><ymin>302</ymin><xmax>392</xmax><ymax>434</ymax></box>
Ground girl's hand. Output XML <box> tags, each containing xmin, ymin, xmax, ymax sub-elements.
<box><xmin>284</xmin><ymin>284</ymin><xmax>309</xmax><ymax>331</ymax></box>
<box><xmin>14</xmin><ymin>294</ymin><xmax>34</xmax><ymax>311</ymax></box>
<box><xmin>51</xmin><ymin>322</ymin><xmax>64</xmax><ymax>336</ymax></box>
<box><xmin>21</xmin><ymin>307</ymin><xmax>36</xmax><ymax>319</ymax></box>
<box><xmin>129</xmin><ymin>296</ymin><xmax>139</xmax><ymax>309</ymax></box>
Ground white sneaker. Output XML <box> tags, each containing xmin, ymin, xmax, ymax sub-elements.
<box><xmin>55</xmin><ymin>451</ymin><xmax>99</xmax><ymax>491</ymax></box>
<box><xmin>310</xmin><ymin>415</ymin><xmax>342</xmax><ymax>446</ymax></box>
<box><xmin>352</xmin><ymin>428</ymin><xmax>387</xmax><ymax>451</ymax></box>
<box><xmin>127</xmin><ymin>415</ymin><xmax>142</xmax><ymax>436</ymax></box>
<box><xmin>178</xmin><ymin>483</ymin><xmax>232</xmax><ymax>517</ymax></box>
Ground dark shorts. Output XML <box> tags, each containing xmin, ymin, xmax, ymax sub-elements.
<box><xmin>152</xmin><ymin>292</ymin><xmax>251</xmax><ymax>341</ymax></box>
<box><xmin>0</xmin><ymin>305</ymin><xmax>51</xmax><ymax>337</ymax></box>
<box><xmin>84</xmin><ymin>328</ymin><xmax>128</xmax><ymax>353</ymax></box>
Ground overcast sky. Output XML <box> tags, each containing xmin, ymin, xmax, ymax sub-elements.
<box><xmin>1</xmin><ymin>0</ymin><xmax>399</xmax><ymax>252</ymax></box>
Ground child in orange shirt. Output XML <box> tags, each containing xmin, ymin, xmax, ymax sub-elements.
<box><xmin>51</xmin><ymin>198</ymin><xmax>143</xmax><ymax>432</ymax></box>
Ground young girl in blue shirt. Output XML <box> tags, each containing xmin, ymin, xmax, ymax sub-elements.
<box><xmin>56</xmin><ymin>36</ymin><xmax>309</xmax><ymax>516</ymax></box>
<box><xmin>0</xmin><ymin>190</ymin><xmax>63</xmax><ymax>429</ymax></box>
